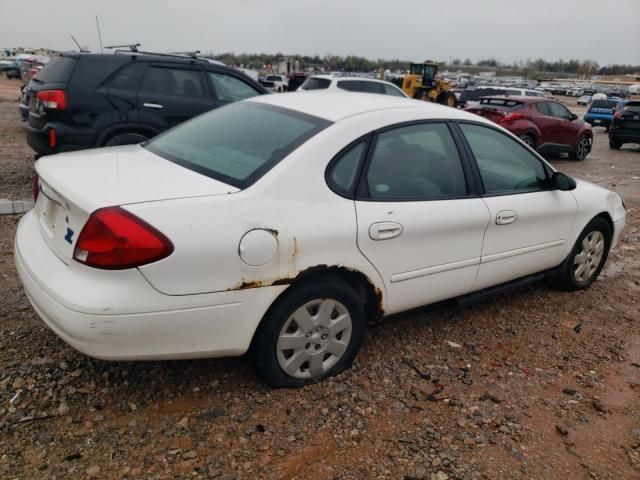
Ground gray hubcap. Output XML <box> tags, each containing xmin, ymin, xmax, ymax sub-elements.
<box><xmin>276</xmin><ymin>298</ymin><xmax>352</xmax><ymax>379</ymax></box>
<box><xmin>573</xmin><ymin>231</ymin><xmax>604</xmax><ymax>282</ymax></box>
<box><xmin>576</xmin><ymin>137</ymin><xmax>590</xmax><ymax>159</ymax></box>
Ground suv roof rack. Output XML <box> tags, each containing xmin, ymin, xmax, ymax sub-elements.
<box><xmin>105</xmin><ymin>43</ymin><xmax>141</xmax><ymax>53</ymax></box>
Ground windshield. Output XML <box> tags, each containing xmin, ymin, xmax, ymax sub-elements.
<box><xmin>145</xmin><ymin>102</ymin><xmax>331</xmax><ymax>188</ymax></box>
<box><xmin>300</xmin><ymin>77</ymin><xmax>331</xmax><ymax>90</ymax></box>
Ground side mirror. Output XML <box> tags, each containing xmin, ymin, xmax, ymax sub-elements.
<box><xmin>552</xmin><ymin>172</ymin><xmax>576</xmax><ymax>191</ymax></box>
<box><xmin>570</xmin><ymin>113</ymin><xmax>578</xmax><ymax>120</ymax></box>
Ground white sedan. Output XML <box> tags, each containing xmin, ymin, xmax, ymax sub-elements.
<box><xmin>15</xmin><ymin>92</ymin><xmax>626</xmax><ymax>387</ymax></box>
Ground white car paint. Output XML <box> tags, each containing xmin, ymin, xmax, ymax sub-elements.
<box><xmin>298</xmin><ymin>75</ymin><xmax>408</xmax><ymax>98</ymax></box>
<box><xmin>15</xmin><ymin>92</ymin><xmax>626</xmax><ymax>363</ymax></box>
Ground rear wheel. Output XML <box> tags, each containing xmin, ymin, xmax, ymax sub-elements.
<box><xmin>549</xmin><ymin>217</ymin><xmax>611</xmax><ymax>291</ymax></box>
<box><xmin>437</xmin><ymin>91</ymin><xmax>456</xmax><ymax>107</ymax></box>
<box><xmin>253</xmin><ymin>278</ymin><xmax>365</xmax><ymax>387</ymax></box>
<box><xmin>520</xmin><ymin>133</ymin><xmax>536</xmax><ymax>149</ymax></box>
<box><xmin>104</xmin><ymin>132</ymin><xmax>148</xmax><ymax>147</ymax></box>
<box><xmin>570</xmin><ymin>135</ymin><xmax>590</xmax><ymax>161</ymax></box>
<box><xmin>609</xmin><ymin>138</ymin><xmax>622</xmax><ymax>149</ymax></box>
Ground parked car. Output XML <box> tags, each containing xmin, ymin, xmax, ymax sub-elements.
<box><xmin>1</xmin><ymin>61</ymin><xmax>21</xmax><ymax>79</ymax></box>
<box><xmin>584</xmin><ymin>99</ymin><xmax>625</xmax><ymax>131</ymax></box>
<box><xmin>458</xmin><ymin>86</ymin><xmax>544</xmax><ymax>109</ymax></box>
<box><xmin>298</xmin><ymin>75</ymin><xmax>408</xmax><ymax>97</ymax></box>
<box><xmin>577</xmin><ymin>95</ymin><xmax>592</xmax><ymax>106</ymax></box>
<box><xmin>23</xmin><ymin>52</ymin><xmax>266</xmax><ymax>156</ymax></box>
<box><xmin>609</xmin><ymin>100</ymin><xmax>640</xmax><ymax>149</ymax></box>
<box><xmin>16</xmin><ymin>93</ymin><xmax>625</xmax><ymax>387</ymax></box>
<box><xmin>263</xmin><ymin>74</ymin><xmax>288</xmax><ymax>92</ymax></box>
<box><xmin>465</xmin><ymin>96</ymin><xmax>593</xmax><ymax>160</ymax></box>
<box><xmin>286</xmin><ymin>72</ymin><xmax>308</xmax><ymax>92</ymax></box>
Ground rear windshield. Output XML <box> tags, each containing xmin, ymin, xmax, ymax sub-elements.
<box><xmin>265</xmin><ymin>75</ymin><xmax>281</xmax><ymax>82</ymax></box>
<box><xmin>479</xmin><ymin>98</ymin><xmax>524</xmax><ymax>110</ymax></box>
<box><xmin>33</xmin><ymin>56</ymin><xmax>76</xmax><ymax>83</ymax></box>
<box><xmin>300</xmin><ymin>77</ymin><xmax>331</xmax><ymax>90</ymax></box>
<box><xmin>622</xmin><ymin>102</ymin><xmax>640</xmax><ymax>114</ymax></box>
<box><xmin>462</xmin><ymin>88</ymin><xmax>506</xmax><ymax>101</ymax></box>
<box><xmin>589</xmin><ymin>100</ymin><xmax>617</xmax><ymax>112</ymax></box>
<box><xmin>145</xmin><ymin>102</ymin><xmax>331</xmax><ymax>188</ymax></box>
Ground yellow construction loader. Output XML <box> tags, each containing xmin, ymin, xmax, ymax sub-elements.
<box><xmin>400</xmin><ymin>62</ymin><xmax>456</xmax><ymax>107</ymax></box>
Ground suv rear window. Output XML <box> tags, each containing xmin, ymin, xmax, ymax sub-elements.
<box><xmin>34</xmin><ymin>56</ymin><xmax>76</xmax><ymax>83</ymax></box>
<box><xmin>623</xmin><ymin>102</ymin><xmax>640</xmax><ymax>114</ymax></box>
<box><xmin>145</xmin><ymin>102</ymin><xmax>331</xmax><ymax>188</ymax></box>
<box><xmin>300</xmin><ymin>77</ymin><xmax>331</xmax><ymax>90</ymax></box>
<box><xmin>479</xmin><ymin>98</ymin><xmax>524</xmax><ymax>110</ymax></box>
<box><xmin>589</xmin><ymin>100</ymin><xmax>617</xmax><ymax>112</ymax></box>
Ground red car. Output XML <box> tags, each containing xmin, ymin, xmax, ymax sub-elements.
<box><xmin>465</xmin><ymin>96</ymin><xmax>593</xmax><ymax>160</ymax></box>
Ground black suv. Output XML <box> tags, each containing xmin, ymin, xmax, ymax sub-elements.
<box><xmin>25</xmin><ymin>52</ymin><xmax>266</xmax><ymax>156</ymax></box>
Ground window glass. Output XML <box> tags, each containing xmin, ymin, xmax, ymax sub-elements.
<box><xmin>300</xmin><ymin>77</ymin><xmax>331</xmax><ymax>90</ymax></box>
<box><xmin>547</xmin><ymin>101</ymin><xmax>571</xmax><ymax>120</ymax></box>
<box><xmin>361</xmin><ymin>81</ymin><xmax>385</xmax><ymax>94</ymax></box>
<box><xmin>337</xmin><ymin>80</ymin><xmax>362</xmax><ymax>92</ymax></box>
<box><xmin>506</xmin><ymin>89</ymin><xmax>520</xmax><ymax>95</ymax></box>
<box><xmin>109</xmin><ymin>62</ymin><xmax>145</xmax><ymax>90</ymax></box>
<box><xmin>328</xmin><ymin>142</ymin><xmax>366</xmax><ymax>195</ymax></box>
<box><xmin>459</xmin><ymin>123</ymin><xmax>547</xmax><ymax>194</ymax></box>
<box><xmin>140</xmin><ymin>67</ymin><xmax>205</xmax><ymax>98</ymax></box>
<box><xmin>383</xmin><ymin>84</ymin><xmax>406</xmax><ymax>97</ymax></box>
<box><xmin>208</xmin><ymin>72</ymin><xmax>260</xmax><ymax>102</ymax></box>
<box><xmin>364</xmin><ymin>123</ymin><xmax>467</xmax><ymax>200</ymax></box>
<box><xmin>535</xmin><ymin>102</ymin><xmax>550</xmax><ymax>115</ymax></box>
<box><xmin>145</xmin><ymin>102</ymin><xmax>330</xmax><ymax>188</ymax></box>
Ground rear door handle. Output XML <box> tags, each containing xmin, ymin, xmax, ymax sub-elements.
<box><xmin>143</xmin><ymin>102</ymin><xmax>164</xmax><ymax>109</ymax></box>
<box><xmin>496</xmin><ymin>210</ymin><xmax>518</xmax><ymax>225</ymax></box>
<box><xmin>369</xmin><ymin>221</ymin><xmax>403</xmax><ymax>240</ymax></box>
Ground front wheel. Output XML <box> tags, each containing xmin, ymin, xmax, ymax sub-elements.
<box><xmin>570</xmin><ymin>135</ymin><xmax>591</xmax><ymax>161</ymax></box>
<box><xmin>252</xmin><ymin>278</ymin><xmax>365</xmax><ymax>387</ymax></box>
<box><xmin>549</xmin><ymin>217</ymin><xmax>611</xmax><ymax>291</ymax></box>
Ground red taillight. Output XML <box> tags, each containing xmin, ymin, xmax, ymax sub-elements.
<box><xmin>49</xmin><ymin>128</ymin><xmax>56</xmax><ymax>147</ymax></box>
<box><xmin>33</xmin><ymin>174</ymin><xmax>40</xmax><ymax>202</ymax></box>
<box><xmin>499</xmin><ymin>112</ymin><xmax>524</xmax><ymax>123</ymax></box>
<box><xmin>36</xmin><ymin>90</ymin><xmax>67</xmax><ymax>110</ymax></box>
<box><xmin>73</xmin><ymin>207</ymin><xmax>173</xmax><ymax>270</ymax></box>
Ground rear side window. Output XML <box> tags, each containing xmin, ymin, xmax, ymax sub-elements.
<box><xmin>337</xmin><ymin>80</ymin><xmax>362</xmax><ymax>92</ymax></box>
<box><xmin>363</xmin><ymin>123</ymin><xmax>467</xmax><ymax>200</ymax></box>
<box><xmin>383</xmin><ymin>84</ymin><xmax>406</xmax><ymax>97</ymax></box>
<box><xmin>327</xmin><ymin>141</ymin><xmax>367</xmax><ymax>196</ymax></box>
<box><xmin>140</xmin><ymin>67</ymin><xmax>206</xmax><ymax>98</ymax></box>
<box><xmin>34</xmin><ymin>56</ymin><xmax>76</xmax><ymax>83</ymax></box>
<box><xmin>145</xmin><ymin>102</ymin><xmax>331</xmax><ymax>188</ymax></box>
<box><xmin>459</xmin><ymin>123</ymin><xmax>547</xmax><ymax>194</ymax></box>
<box><xmin>300</xmin><ymin>77</ymin><xmax>331</xmax><ymax>90</ymax></box>
<box><xmin>361</xmin><ymin>82</ymin><xmax>385</xmax><ymax>94</ymax></box>
<box><xmin>208</xmin><ymin>72</ymin><xmax>260</xmax><ymax>102</ymax></box>
<box><xmin>109</xmin><ymin>62</ymin><xmax>146</xmax><ymax>90</ymax></box>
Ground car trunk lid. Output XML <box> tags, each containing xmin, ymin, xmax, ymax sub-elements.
<box><xmin>34</xmin><ymin>144</ymin><xmax>238</xmax><ymax>264</ymax></box>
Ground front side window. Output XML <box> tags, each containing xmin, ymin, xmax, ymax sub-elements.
<box><xmin>362</xmin><ymin>123</ymin><xmax>467</xmax><ymax>200</ymax></box>
<box><xmin>208</xmin><ymin>72</ymin><xmax>260</xmax><ymax>103</ymax></box>
<box><xmin>547</xmin><ymin>101</ymin><xmax>572</xmax><ymax>120</ymax></box>
<box><xmin>535</xmin><ymin>101</ymin><xmax>550</xmax><ymax>115</ymax></box>
<box><xmin>140</xmin><ymin>67</ymin><xmax>205</xmax><ymax>98</ymax></box>
<box><xmin>146</xmin><ymin>102</ymin><xmax>331</xmax><ymax>188</ymax></box>
<box><xmin>459</xmin><ymin>123</ymin><xmax>548</xmax><ymax>195</ymax></box>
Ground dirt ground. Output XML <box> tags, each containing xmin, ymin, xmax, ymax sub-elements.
<box><xmin>0</xmin><ymin>76</ymin><xmax>638</xmax><ymax>480</ymax></box>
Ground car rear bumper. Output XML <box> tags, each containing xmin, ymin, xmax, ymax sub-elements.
<box><xmin>609</xmin><ymin>128</ymin><xmax>640</xmax><ymax>143</ymax></box>
<box><xmin>15</xmin><ymin>210</ymin><xmax>285</xmax><ymax>361</ymax></box>
<box><xmin>583</xmin><ymin>115</ymin><xmax>612</xmax><ymax>127</ymax></box>
<box><xmin>26</xmin><ymin>121</ymin><xmax>98</xmax><ymax>156</ymax></box>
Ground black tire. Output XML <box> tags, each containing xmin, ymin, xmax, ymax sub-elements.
<box><xmin>520</xmin><ymin>133</ymin><xmax>536</xmax><ymax>149</ymax></box>
<box><xmin>437</xmin><ymin>91</ymin><xmax>456</xmax><ymax>107</ymax></box>
<box><xmin>569</xmin><ymin>135</ymin><xmax>590</xmax><ymax>161</ymax></box>
<box><xmin>104</xmin><ymin>132</ymin><xmax>148</xmax><ymax>147</ymax></box>
<box><xmin>252</xmin><ymin>277</ymin><xmax>365</xmax><ymax>388</ymax></box>
<box><xmin>413</xmin><ymin>89</ymin><xmax>427</xmax><ymax>100</ymax></box>
<box><xmin>609</xmin><ymin>138</ymin><xmax>622</xmax><ymax>150</ymax></box>
<box><xmin>549</xmin><ymin>217</ymin><xmax>612</xmax><ymax>291</ymax></box>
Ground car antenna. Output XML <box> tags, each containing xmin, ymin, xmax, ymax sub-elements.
<box><xmin>70</xmin><ymin>35</ymin><xmax>88</xmax><ymax>53</ymax></box>
<box><xmin>95</xmin><ymin>15</ymin><xmax>108</xmax><ymax>95</ymax></box>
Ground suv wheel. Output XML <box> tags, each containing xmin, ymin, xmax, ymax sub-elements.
<box><xmin>609</xmin><ymin>138</ymin><xmax>622</xmax><ymax>150</ymax></box>
<box><xmin>105</xmin><ymin>132</ymin><xmax>149</xmax><ymax>147</ymax></box>
<box><xmin>549</xmin><ymin>217</ymin><xmax>611</xmax><ymax>291</ymax></box>
<box><xmin>520</xmin><ymin>134</ymin><xmax>536</xmax><ymax>149</ymax></box>
<box><xmin>570</xmin><ymin>135</ymin><xmax>590</xmax><ymax>161</ymax></box>
<box><xmin>253</xmin><ymin>278</ymin><xmax>365</xmax><ymax>387</ymax></box>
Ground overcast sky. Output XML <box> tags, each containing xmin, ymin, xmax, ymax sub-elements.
<box><xmin>1</xmin><ymin>0</ymin><xmax>639</xmax><ymax>65</ymax></box>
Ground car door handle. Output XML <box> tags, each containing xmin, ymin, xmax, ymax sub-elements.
<box><xmin>369</xmin><ymin>221</ymin><xmax>403</xmax><ymax>240</ymax></box>
<box><xmin>143</xmin><ymin>102</ymin><xmax>164</xmax><ymax>109</ymax></box>
<box><xmin>496</xmin><ymin>210</ymin><xmax>518</xmax><ymax>225</ymax></box>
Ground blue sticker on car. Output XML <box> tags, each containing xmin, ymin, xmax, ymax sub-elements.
<box><xmin>64</xmin><ymin>227</ymin><xmax>74</xmax><ymax>244</ymax></box>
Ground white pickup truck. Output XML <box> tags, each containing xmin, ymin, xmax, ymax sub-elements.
<box><xmin>263</xmin><ymin>74</ymin><xmax>289</xmax><ymax>92</ymax></box>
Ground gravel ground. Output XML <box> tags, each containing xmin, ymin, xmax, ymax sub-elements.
<box><xmin>0</xmin><ymin>77</ymin><xmax>639</xmax><ymax>480</ymax></box>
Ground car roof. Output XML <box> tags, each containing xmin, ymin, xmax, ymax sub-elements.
<box><xmin>310</xmin><ymin>74</ymin><xmax>396</xmax><ymax>85</ymax></box>
<box><xmin>248</xmin><ymin>91</ymin><xmax>488</xmax><ymax>123</ymax></box>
